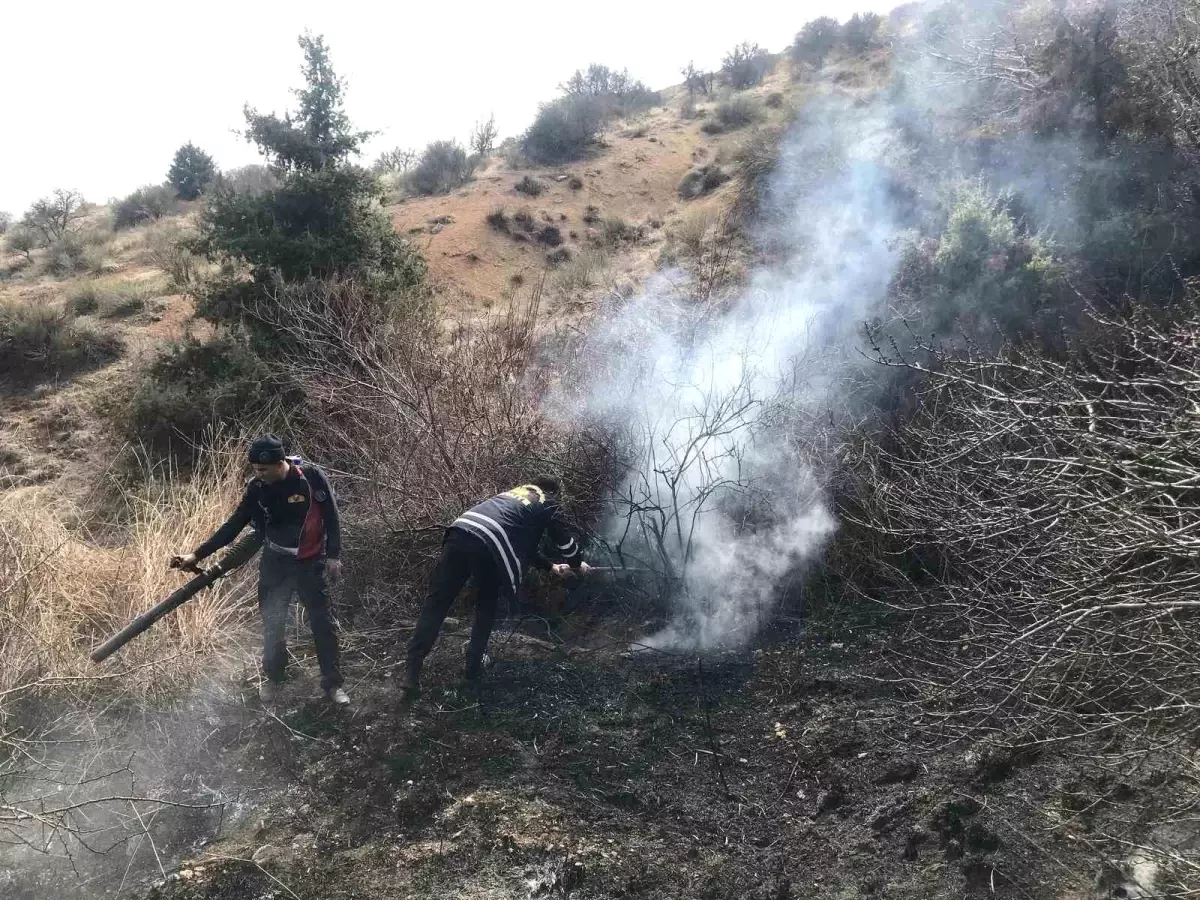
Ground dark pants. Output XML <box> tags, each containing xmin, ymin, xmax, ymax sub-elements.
<box><xmin>258</xmin><ymin>550</ymin><xmax>343</xmax><ymax>690</ymax></box>
<box><xmin>406</xmin><ymin>529</ymin><xmax>502</xmax><ymax>683</ymax></box>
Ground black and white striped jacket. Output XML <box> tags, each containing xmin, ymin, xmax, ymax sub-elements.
<box><xmin>449</xmin><ymin>485</ymin><xmax>581</xmax><ymax>592</ymax></box>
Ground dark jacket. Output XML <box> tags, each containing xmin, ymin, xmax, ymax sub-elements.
<box><xmin>449</xmin><ymin>484</ymin><xmax>580</xmax><ymax>592</ymax></box>
<box><xmin>194</xmin><ymin>461</ymin><xmax>341</xmax><ymax>562</ymax></box>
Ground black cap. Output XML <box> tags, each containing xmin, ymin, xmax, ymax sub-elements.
<box><xmin>248</xmin><ymin>434</ymin><xmax>285</xmax><ymax>465</ymax></box>
<box><xmin>530</xmin><ymin>474</ymin><xmax>560</xmax><ymax>495</ymax></box>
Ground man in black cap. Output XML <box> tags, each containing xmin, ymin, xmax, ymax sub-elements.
<box><xmin>405</xmin><ymin>476</ymin><xmax>590</xmax><ymax>696</ymax></box>
<box><xmin>172</xmin><ymin>435</ymin><xmax>349</xmax><ymax>705</ymax></box>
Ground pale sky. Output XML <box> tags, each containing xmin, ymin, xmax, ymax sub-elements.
<box><xmin>0</xmin><ymin>0</ymin><xmax>898</xmax><ymax>216</ymax></box>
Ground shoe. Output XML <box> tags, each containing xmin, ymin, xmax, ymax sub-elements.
<box><xmin>465</xmin><ymin>651</ymin><xmax>492</xmax><ymax>683</ymax></box>
<box><xmin>259</xmin><ymin>681</ymin><xmax>281</xmax><ymax>703</ymax></box>
<box><xmin>325</xmin><ymin>687</ymin><xmax>350</xmax><ymax>706</ymax></box>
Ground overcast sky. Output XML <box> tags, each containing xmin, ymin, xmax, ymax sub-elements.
<box><xmin>0</xmin><ymin>1</ymin><xmax>898</xmax><ymax>216</ymax></box>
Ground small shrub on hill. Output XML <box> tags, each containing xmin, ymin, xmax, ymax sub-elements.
<box><xmin>721</xmin><ymin>42</ymin><xmax>771</xmax><ymax>89</ymax></box>
<box><xmin>523</xmin><ymin>94</ymin><xmax>606</xmax><ymax>165</ymax></box>
<box><xmin>537</xmin><ymin>225</ymin><xmax>563</xmax><ymax>247</ymax></box>
<box><xmin>44</xmin><ymin>234</ymin><xmax>89</xmax><ymax>277</ymax></box>
<box><xmin>843</xmin><ymin>12</ymin><xmax>883</xmax><ymax>54</ymax></box>
<box><xmin>515</xmin><ymin>175</ymin><xmax>545</xmax><ymax>196</ymax></box>
<box><xmin>513</xmin><ymin>208</ymin><xmax>537</xmax><ymax>232</ymax></box>
<box><xmin>486</xmin><ymin>207</ymin><xmax>511</xmax><ymax>233</ymax></box>
<box><xmin>678</xmin><ymin>165</ymin><xmax>732</xmax><ymax>200</ymax></box>
<box><xmin>599</xmin><ymin>216</ymin><xmax>643</xmax><ymax>247</ymax></box>
<box><xmin>0</xmin><ymin>212</ymin><xmax>11</xmax><ymax>235</ymax></box>
<box><xmin>0</xmin><ymin>300</ymin><xmax>122</xmax><ymax>384</ymax></box>
<box><xmin>113</xmin><ymin>184</ymin><xmax>177</xmax><ymax>230</ymax></box>
<box><xmin>560</xmin><ymin>63</ymin><xmax>660</xmax><ymax>115</ymax></box>
<box><xmin>714</xmin><ymin>96</ymin><xmax>762</xmax><ymax>130</ymax></box>
<box><xmin>122</xmin><ymin>334</ymin><xmax>276</xmax><ymax>459</ymax></box>
<box><xmin>553</xmin><ymin>247</ymin><xmax>608</xmax><ymax>297</ymax></box>
<box><xmin>470</xmin><ymin>116</ymin><xmax>498</xmax><ymax>157</ymax></box>
<box><xmin>68</xmin><ymin>277</ymin><xmax>169</xmax><ymax>318</ymax></box>
<box><xmin>408</xmin><ymin>140</ymin><xmax>475</xmax><ymax>195</ymax></box>
<box><xmin>7</xmin><ymin>227</ymin><xmax>37</xmax><ymax>262</ymax></box>
<box><xmin>733</xmin><ymin>127</ymin><xmax>783</xmax><ymax>211</ymax></box>
<box><xmin>792</xmin><ymin>17</ymin><xmax>840</xmax><ymax>68</ymax></box>
<box><xmin>22</xmin><ymin>189</ymin><xmax>85</xmax><ymax>244</ymax></box>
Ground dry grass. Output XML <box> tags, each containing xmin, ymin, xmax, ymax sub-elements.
<box><xmin>0</xmin><ymin>435</ymin><xmax>256</xmax><ymax>712</ymax></box>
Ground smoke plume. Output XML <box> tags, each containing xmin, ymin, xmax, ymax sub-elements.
<box><xmin>559</xmin><ymin>94</ymin><xmax>907</xmax><ymax>651</ymax></box>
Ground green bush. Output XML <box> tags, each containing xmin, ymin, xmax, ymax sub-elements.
<box><xmin>123</xmin><ymin>334</ymin><xmax>275</xmax><ymax>458</ymax></box>
<box><xmin>6</xmin><ymin>227</ymin><xmax>38</xmax><ymax>261</ymax></box>
<box><xmin>112</xmin><ymin>184</ymin><xmax>177</xmax><ymax>230</ymax></box>
<box><xmin>44</xmin><ymin>234</ymin><xmax>89</xmax><ymax>277</ymax></box>
<box><xmin>677</xmin><ymin>165</ymin><xmax>732</xmax><ymax>200</ymax></box>
<box><xmin>560</xmin><ymin>64</ymin><xmax>660</xmax><ymax>115</ymax></box>
<box><xmin>486</xmin><ymin>207</ymin><xmax>511</xmax><ymax>233</ymax></box>
<box><xmin>523</xmin><ymin>94</ymin><xmax>606</xmax><ymax>165</ymax></box>
<box><xmin>0</xmin><ymin>300</ymin><xmax>122</xmax><ymax>384</ymax></box>
<box><xmin>721</xmin><ymin>42</ymin><xmax>771</xmax><ymax>89</ymax></box>
<box><xmin>513</xmin><ymin>208</ymin><xmax>537</xmax><ymax>232</ymax></box>
<box><xmin>926</xmin><ymin>186</ymin><xmax>1069</xmax><ymax>336</ymax></box>
<box><xmin>0</xmin><ymin>211</ymin><xmax>11</xmax><ymax>235</ymax></box>
<box><xmin>407</xmin><ymin>140</ymin><xmax>475</xmax><ymax>195</ymax></box>
<box><xmin>537</xmin><ymin>225</ymin><xmax>563</xmax><ymax>247</ymax></box>
<box><xmin>842</xmin><ymin>12</ymin><xmax>883</xmax><ymax>53</ymax></box>
<box><xmin>514</xmin><ymin>175</ymin><xmax>544</xmax><ymax>196</ymax></box>
<box><xmin>167</xmin><ymin>142</ymin><xmax>217</xmax><ymax>200</ymax></box>
<box><xmin>792</xmin><ymin>17</ymin><xmax>840</xmax><ymax>68</ymax></box>
<box><xmin>67</xmin><ymin>277</ymin><xmax>169</xmax><ymax>318</ymax></box>
<box><xmin>733</xmin><ymin>127</ymin><xmax>782</xmax><ymax>210</ymax></box>
<box><xmin>714</xmin><ymin>96</ymin><xmax>762</xmax><ymax>130</ymax></box>
<box><xmin>552</xmin><ymin>247</ymin><xmax>608</xmax><ymax>296</ymax></box>
<box><xmin>599</xmin><ymin>216</ymin><xmax>643</xmax><ymax>247</ymax></box>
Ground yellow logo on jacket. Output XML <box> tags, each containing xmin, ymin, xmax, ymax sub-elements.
<box><xmin>288</xmin><ymin>494</ymin><xmax>305</xmax><ymax>504</ymax></box>
<box><xmin>503</xmin><ymin>485</ymin><xmax>545</xmax><ymax>506</ymax></box>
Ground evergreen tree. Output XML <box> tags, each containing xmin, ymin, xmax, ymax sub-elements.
<box><xmin>195</xmin><ymin>33</ymin><xmax>425</xmax><ymax>333</ymax></box>
<box><xmin>167</xmin><ymin>142</ymin><xmax>217</xmax><ymax>200</ymax></box>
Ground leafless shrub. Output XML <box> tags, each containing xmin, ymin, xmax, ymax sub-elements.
<box><xmin>846</xmin><ymin>296</ymin><xmax>1200</xmax><ymax>748</ymax></box>
<box><xmin>22</xmin><ymin>189</ymin><xmax>86</xmax><ymax>244</ymax></box>
<box><xmin>244</xmin><ymin>278</ymin><xmax>616</xmax><ymax>598</ymax></box>
<box><xmin>470</xmin><ymin>115</ymin><xmax>499</xmax><ymax>158</ymax></box>
<box><xmin>1120</xmin><ymin>0</ymin><xmax>1200</xmax><ymax>153</ymax></box>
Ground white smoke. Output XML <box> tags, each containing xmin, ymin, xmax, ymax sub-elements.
<box><xmin>558</xmin><ymin>95</ymin><xmax>907</xmax><ymax>651</ymax></box>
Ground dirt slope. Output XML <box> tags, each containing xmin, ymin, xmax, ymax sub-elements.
<box><xmin>389</xmin><ymin>75</ymin><xmax>795</xmax><ymax>317</ymax></box>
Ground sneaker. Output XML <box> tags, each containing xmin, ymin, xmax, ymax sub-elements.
<box><xmin>259</xmin><ymin>681</ymin><xmax>281</xmax><ymax>703</ymax></box>
<box><xmin>465</xmin><ymin>651</ymin><xmax>492</xmax><ymax>683</ymax></box>
<box><xmin>325</xmin><ymin>687</ymin><xmax>351</xmax><ymax>706</ymax></box>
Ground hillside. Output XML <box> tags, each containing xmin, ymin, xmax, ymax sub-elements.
<box><xmin>4</xmin><ymin>5</ymin><xmax>1200</xmax><ymax>899</ymax></box>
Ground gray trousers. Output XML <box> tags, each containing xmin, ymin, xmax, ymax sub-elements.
<box><xmin>258</xmin><ymin>550</ymin><xmax>343</xmax><ymax>690</ymax></box>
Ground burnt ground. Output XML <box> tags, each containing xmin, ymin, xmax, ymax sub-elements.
<box><xmin>100</xmin><ymin>594</ymin><xmax>1187</xmax><ymax>900</ymax></box>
